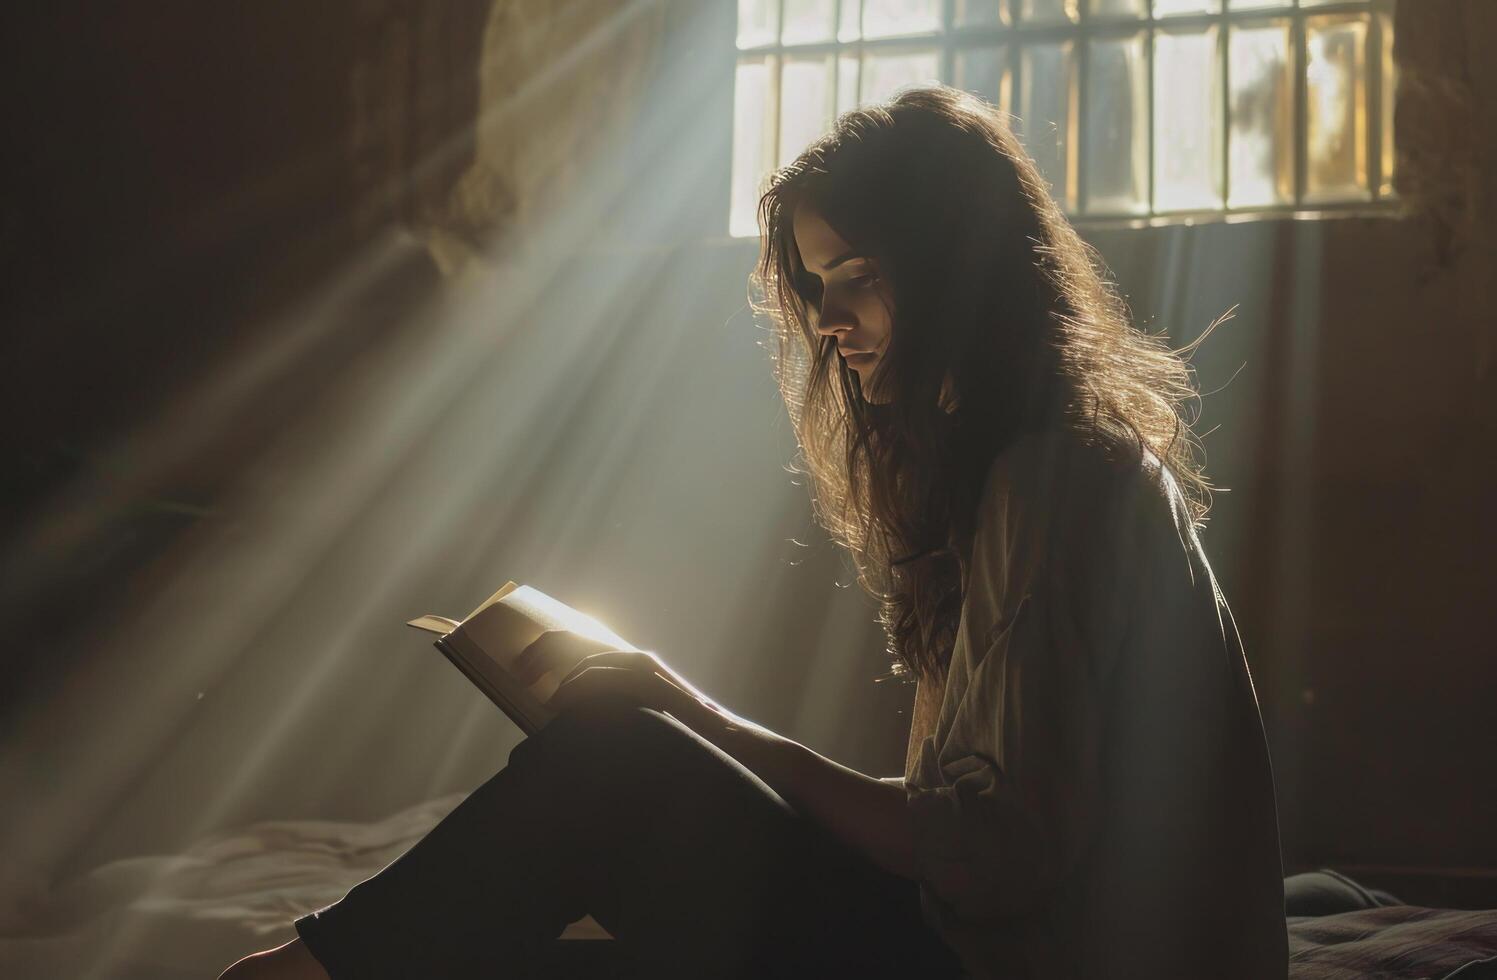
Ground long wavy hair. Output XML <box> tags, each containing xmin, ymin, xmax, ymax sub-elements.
<box><xmin>749</xmin><ymin>84</ymin><xmax>1219</xmax><ymax>685</ymax></box>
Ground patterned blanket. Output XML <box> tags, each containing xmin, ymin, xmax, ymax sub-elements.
<box><xmin>1289</xmin><ymin>906</ymin><xmax>1497</xmax><ymax>979</ymax></box>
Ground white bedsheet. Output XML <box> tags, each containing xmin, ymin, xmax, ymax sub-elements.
<box><xmin>0</xmin><ymin>793</ymin><xmax>607</xmax><ymax>979</ymax></box>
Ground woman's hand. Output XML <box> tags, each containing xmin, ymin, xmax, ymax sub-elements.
<box><xmin>512</xmin><ymin>630</ymin><xmax>723</xmax><ymax>726</ymax></box>
<box><xmin>514</xmin><ymin>632</ymin><xmax>806</xmax><ymax>803</ymax></box>
<box><xmin>550</xmin><ymin>648</ymin><xmax>720</xmax><ymax>720</ymax></box>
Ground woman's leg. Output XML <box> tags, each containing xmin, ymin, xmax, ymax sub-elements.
<box><xmin>1284</xmin><ymin>868</ymin><xmax>1404</xmax><ymax>917</ymax></box>
<box><xmin>287</xmin><ymin>700</ymin><xmax>964</xmax><ymax>979</ymax></box>
<box><xmin>219</xmin><ymin>939</ymin><xmax>328</xmax><ymax>980</ymax></box>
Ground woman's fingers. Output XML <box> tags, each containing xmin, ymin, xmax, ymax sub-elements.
<box><xmin>546</xmin><ymin>664</ymin><xmax>652</xmax><ymax>713</ymax></box>
<box><xmin>544</xmin><ymin>659</ymin><xmax>705</xmax><ymax>719</ymax></box>
<box><xmin>534</xmin><ymin>646</ymin><xmax>721</xmax><ymax>728</ymax></box>
<box><xmin>563</xmin><ymin>648</ymin><xmax>713</xmax><ymax>704</ymax></box>
<box><xmin>511</xmin><ymin>630</ymin><xmax>621</xmax><ymax>687</ymax></box>
<box><xmin>509</xmin><ymin>635</ymin><xmax>553</xmax><ymax>688</ymax></box>
<box><xmin>553</xmin><ymin>651</ymin><xmax>706</xmax><ymax>710</ymax></box>
<box><xmin>555</xmin><ymin>649</ymin><xmax>657</xmax><ymax>688</ymax></box>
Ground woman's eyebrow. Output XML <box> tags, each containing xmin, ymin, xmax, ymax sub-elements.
<box><xmin>815</xmin><ymin>249</ymin><xmax>863</xmax><ymax>273</ymax></box>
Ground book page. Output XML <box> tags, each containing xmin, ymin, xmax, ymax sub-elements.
<box><xmin>463</xmin><ymin>586</ymin><xmax>637</xmax><ymax>700</ymax></box>
<box><xmin>437</xmin><ymin>631</ymin><xmax>553</xmax><ymax>735</ymax></box>
<box><xmin>491</xmin><ymin>586</ymin><xmax>635</xmax><ymax>650</ymax></box>
<box><xmin>408</xmin><ymin>582</ymin><xmax>639</xmax><ymax>732</ymax></box>
<box><xmin>465</xmin><ymin>580</ymin><xmax>521</xmax><ymax>621</ymax></box>
<box><xmin>407</xmin><ymin>614</ymin><xmax>461</xmax><ymax>635</ymax></box>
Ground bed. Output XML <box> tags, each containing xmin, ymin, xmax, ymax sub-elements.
<box><xmin>2</xmin><ymin>794</ymin><xmax>1494</xmax><ymax>979</ymax></box>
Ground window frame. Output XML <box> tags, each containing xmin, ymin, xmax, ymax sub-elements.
<box><xmin>732</xmin><ymin>0</ymin><xmax>1398</xmax><ymax>234</ymax></box>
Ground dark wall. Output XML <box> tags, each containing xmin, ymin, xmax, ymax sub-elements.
<box><xmin>2</xmin><ymin>4</ymin><xmax>358</xmax><ymax>469</ymax></box>
<box><xmin>0</xmin><ymin>2</ymin><xmax>470</xmax><ymax>707</ymax></box>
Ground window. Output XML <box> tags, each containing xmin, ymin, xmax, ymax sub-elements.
<box><xmin>729</xmin><ymin>0</ymin><xmax>1396</xmax><ymax>237</ymax></box>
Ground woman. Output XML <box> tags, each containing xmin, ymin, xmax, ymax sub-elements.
<box><xmin>221</xmin><ymin>84</ymin><xmax>1287</xmax><ymax>979</ymax></box>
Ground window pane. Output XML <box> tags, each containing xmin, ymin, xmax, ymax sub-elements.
<box><xmin>861</xmin><ymin>47</ymin><xmax>942</xmax><ymax>102</ymax></box>
<box><xmin>737</xmin><ymin>0</ymin><xmax>780</xmax><ymax>49</ymax></box>
<box><xmin>863</xmin><ymin>0</ymin><xmax>942</xmax><ymax>39</ymax></box>
<box><xmin>1305</xmin><ymin>14</ymin><xmax>1369</xmax><ymax>201</ymax></box>
<box><xmin>1019</xmin><ymin>42</ymin><xmax>1077</xmax><ymax>209</ymax></box>
<box><xmin>1153</xmin><ymin>0</ymin><xmax>1220</xmax><ymax>15</ymax></box>
<box><xmin>1230</xmin><ymin>0</ymin><xmax>1290</xmax><ymax>8</ymax></box>
<box><xmin>1084</xmin><ymin>33</ymin><xmax>1148</xmax><ymax>214</ymax></box>
<box><xmin>1154</xmin><ymin>26</ymin><xmax>1223</xmax><ymax>211</ymax></box>
<box><xmin>955</xmin><ymin>46</ymin><xmax>1011</xmax><ymax>113</ymax></box>
<box><xmin>782</xmin><ymin>0</ymin><xmax>837</xmax><ymax>45</ymax></box>
<box><xmin>1020</xmin><ymin>0</ymin><xmax>1079</xmax><ymax>23</ymax></box>
<box><xmin>729</xmin><ymin>56</ymin><xmax>778</xmax><ymax>237</ymax></box>
<box><xmin>839</xmin><ymin>0</ymin><xmax>863</xmax><ymax>41</ymax></box>
<box><xmin>779</xmin><ymin>54</ymin><xmax>836</xmax><ymax>167</ymax></box>
<box><xmin>1089</xmin><ymin>0</ymin><xmax>1146</xmax><ymax>18</ymax></box>
<box><xmin>1228</xmin><ymin>21</ymin><xmax>1293</xmax><ymax>208</ymax></box>
<box><xmin>838</xmin><ymin>51</ymin><xmax>861</xmax><ymax>114</ymax></box>
<box><xmin>955</xmin><ymin>0</ymin><xmax>1006</xmax><ymax>28</ymax></box>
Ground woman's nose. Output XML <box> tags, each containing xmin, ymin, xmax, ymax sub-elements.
<box><xmin>813</xmin><ymin>299</ymin><xmax>854</xmax><ymax>338</ymax></box>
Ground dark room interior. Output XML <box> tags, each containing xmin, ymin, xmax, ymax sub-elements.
<box><xmin>1</xmin><ymin>2</ymin><xmax>1494</xmax><ymax>977</ymax></box>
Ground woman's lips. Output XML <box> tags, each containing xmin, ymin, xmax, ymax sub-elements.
<box><xmin>843</xmin><ymin>351</ymin><xmax>877</xmax><ymax>366</ymax></box>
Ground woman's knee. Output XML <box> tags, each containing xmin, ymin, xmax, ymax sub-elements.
<box><xmin>1284</xmin><ymin>869</ymin><xmax>1401</xmax><ymax>917</ymax></box>
<box><xmin>218</xmin><ymin>939</ymin><xmax>329</xmax><ymax>980</ymax></box>
<box><xmin>507</xmin><ymin>701</ymin><xmax>686</xmax><ymax>772</ymax></box>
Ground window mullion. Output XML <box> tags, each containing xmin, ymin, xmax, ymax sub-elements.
<box><xmin>941</xmin><ymin>0</ymin><xmax>955</xmax><ymax>87</ymax></box>
<box><xmin>1146</xmin><ymin>7</ymin><xmax>1156</xmax><ymax>216</ymax></box>
<box><xmin>1366</xmin><ymin>0</ymin><xmax>1384</xmax><ymax>200</ymax></box>
<box><xmin>1220</xmin><ymin>5</ymin><xmax>1229</xmax><ymax>212</ymax></box>
<box><xmin>773</xmin><ymin>0</ymin><xmax>786</xmax><ymax>168</ymax></box>
<box><xmin>1292</xmin><ymin>9</ymin><xmax>1307</xmax><ymax>207</ymax></box>
<box><xmin>1076</xmin><ymin>17</ymin><xmax>1089</xmax><ymax>216</ymax></box>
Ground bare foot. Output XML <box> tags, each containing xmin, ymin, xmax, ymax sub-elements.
<box><xmin>218</xmin><ymin>938</ymin><xmax>329</xmax><ymax>980</ymax></box>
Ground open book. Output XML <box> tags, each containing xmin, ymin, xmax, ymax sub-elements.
<box><xmin>407</xmin><ymin>581</ymin><xmax>638</xmax><ymax>735</ymax></box>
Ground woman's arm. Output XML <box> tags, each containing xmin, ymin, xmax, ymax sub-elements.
<box><xmin>533</xmin><ymin>639</ymin><xmax>920</xmax><ymax>878</ymax></box>
<box><xmin>778</xmin><ymin>739</ymin><xmax>917</xmax><ymax>881</ymax></box>
<box><xmin>674</xmin><ymin>700</ymin><xmax>918</xmax><ymax>881</ymax></box>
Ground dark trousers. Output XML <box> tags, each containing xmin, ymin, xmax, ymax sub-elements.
<box><xmin>294</xmin><ymin>702</ymin><xmax>968</xmax><ymax>979</ymax></box>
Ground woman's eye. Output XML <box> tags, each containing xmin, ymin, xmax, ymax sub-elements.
<box><xmin>849</xmin><ymin>273</ymin><xmax>878</xmax><ymax>287</ymax></box>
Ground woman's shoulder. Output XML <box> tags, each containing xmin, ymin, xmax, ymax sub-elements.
<box><xmin>974</xmin><ymin>425</ymin><xmax>1194</xmax><ymax>577</ymax></box>
<box><xmin>979</xmin><ymin>426</ymin><xmax>1175</xmax><ymax>520</ymax></box>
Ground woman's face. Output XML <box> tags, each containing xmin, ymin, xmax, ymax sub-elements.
<box><xmin>791</xmin><ymin>203</ymin><xmax>895</xmax><ymax>404</ymax></box>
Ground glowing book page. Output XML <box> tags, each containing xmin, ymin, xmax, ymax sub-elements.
<box><xmin>407</xmin><ymin>581</ymin><xmax>638</xmax><ymax>735</ymax></box>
